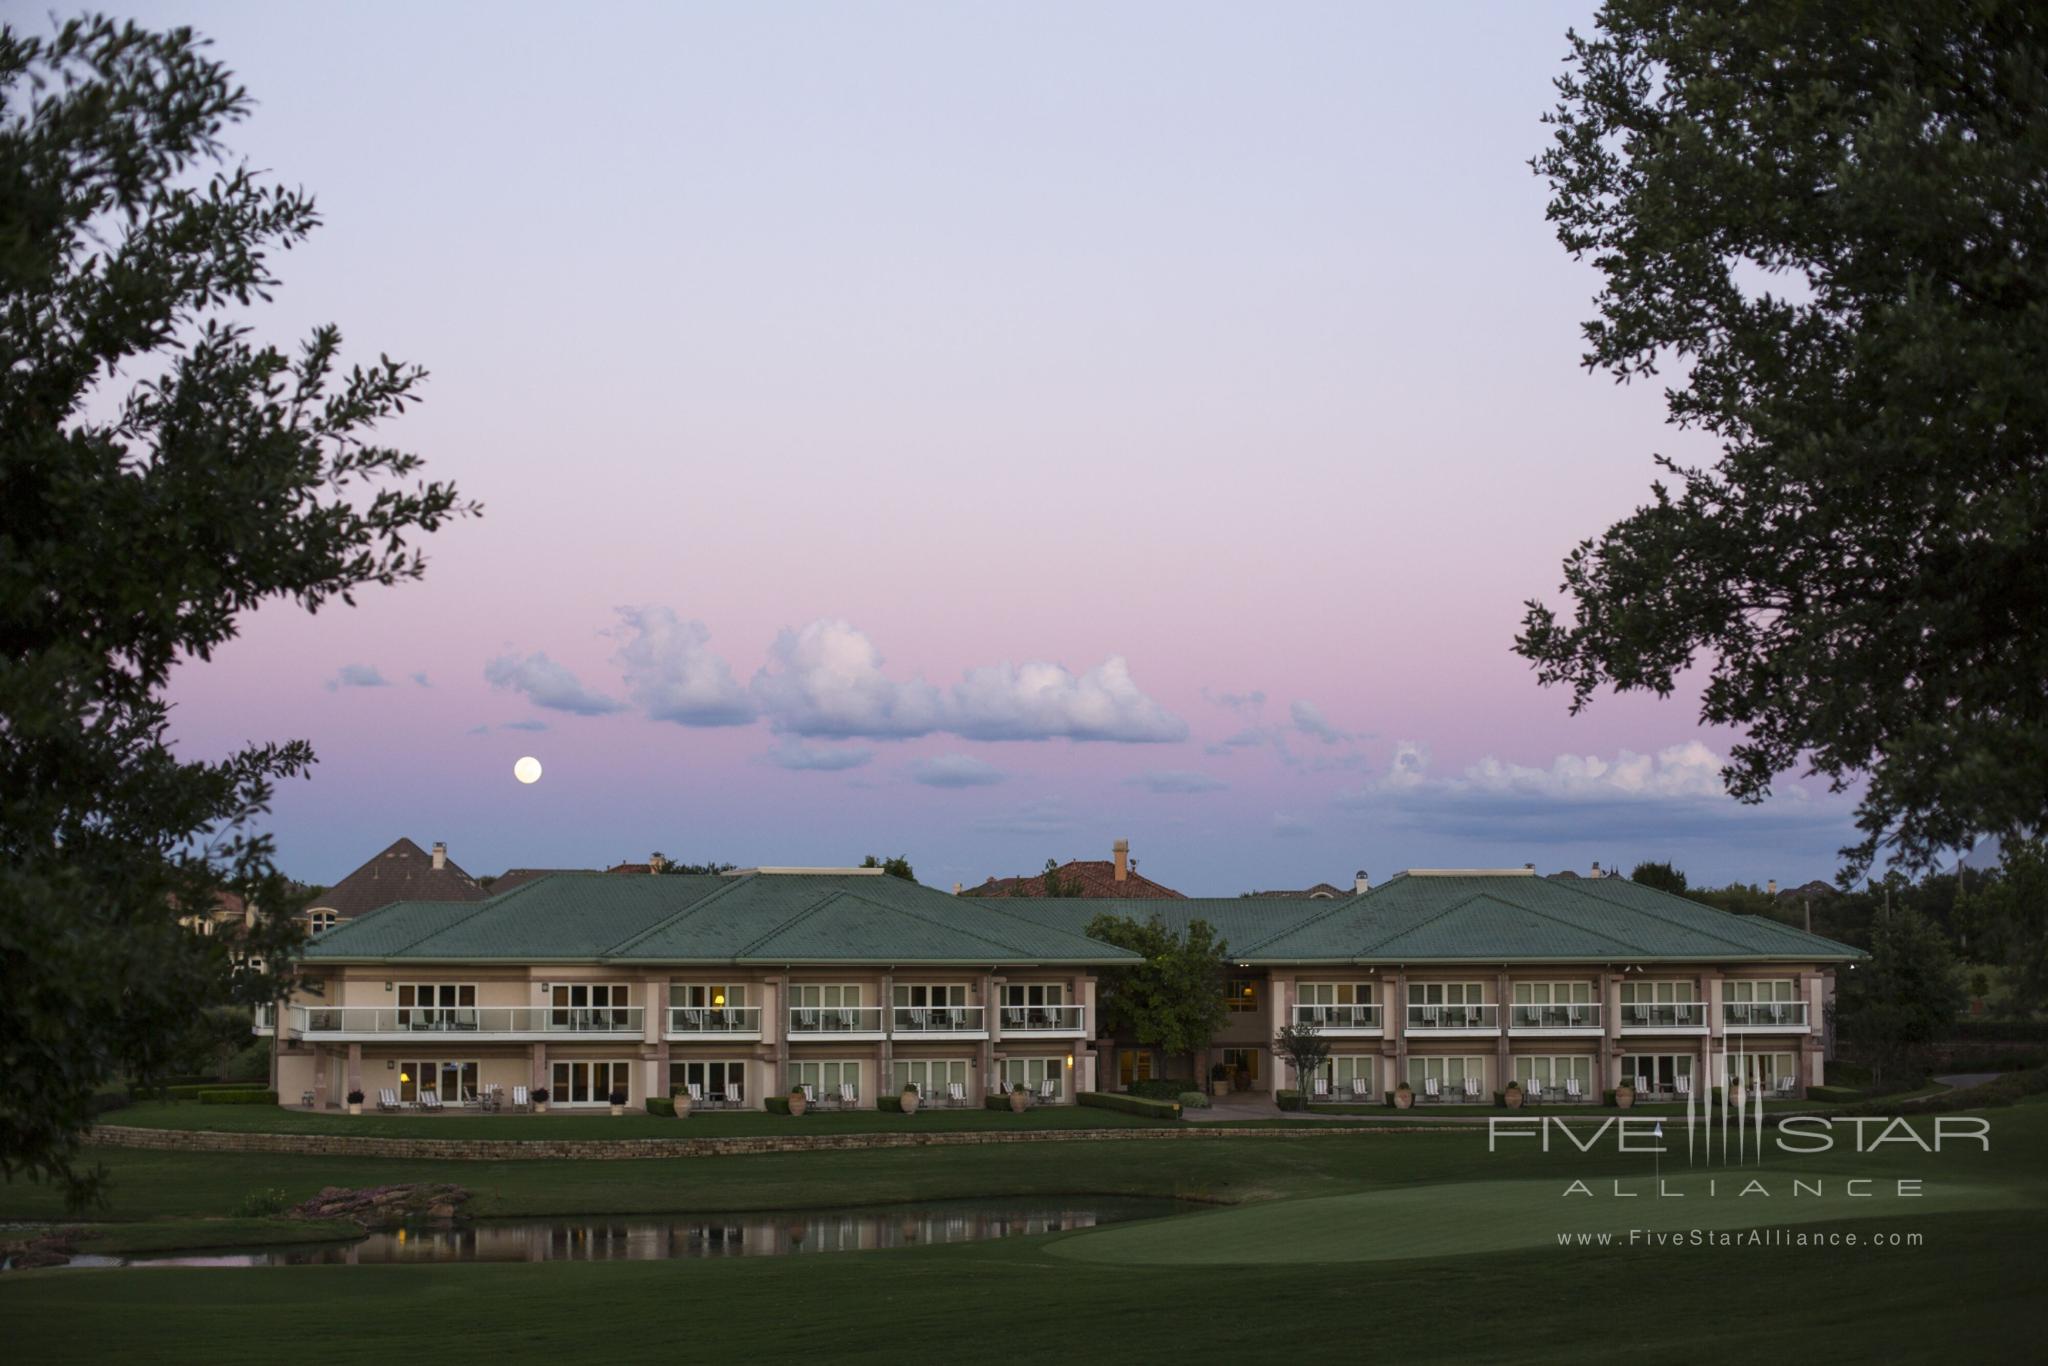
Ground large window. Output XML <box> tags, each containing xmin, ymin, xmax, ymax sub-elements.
<box><xmin>551</xmin><ymin>1060</ymin><xmax>630</xmax><ymax>1104</ymax></box>
<box><xmin>1513</xmin><ymin>1055</ymin><xmax>1594</xmax><ymax>1091</ymax></box>
<box><xmin>1313</xmin><ymin>1054</ymin><xmax>1375</xmax><ymax>1096</ymax></box>
<box><xmin>1725</xmin><ymin>979</ymin><xmax>1797</xmax><ymax>1003</ymax></box>
<box><xmin>790</xmin><ymin>984</ymin><xmax>867</xmax><ymax>1030</ymax></box>
<box><xmin>1620</xmin><ymin>1053</ymin><xmax>1697</xmax><ymax>1094</ymax></box>
<box><xmin>1117</xmin><ymin>1050</ymin><xmax>1153</xmax><ymax>1087</ymax></box>
<box><xmin>397</xmin><ymin>983</ymin><xmax>475</xmax><ymax>1029</ymax></box>
<box><xmin>1620</xmin><ymin>980</ymin><xmax>1700</xmax><ymax>1026</ymax></box>
<box><xmin>1408</xmin><ymin>982</ymin><xmax>1490</xmax><ymax>1028</ymax></box>
<box><xmin>550</xmin><ymin>983</ymin><xmax>629</xmax><ymax>1029</ymax></box>
<box><xmin>1222</xmin><ymin>1047</ymin><xmax>1260</xmax><ymax>1084</ymax></box>
<box><xmin>397</xmin><ymin>1059</ymin><xmax>477</xmax><ymax>1103</ymax></box>
<box><xmin>1226</xmin><ymin>977</ymin><xmax>1260</xmax><ymax>1013</ymax></box>
<box><xmin>894</xmin><ymin>984</ymin><xmax>970</xmax><ymax>1029</ymax></box>
<box><xmin>309</xmin><ymin>910</ymin><xmax>338</xmax><ymax>933</ymax></box>
<box><xmin>669</xmin><ymin>1059</ymin><xmax>746</xmax><ymax>1102</ymax></box>
<box><xmin>894</xmin><ymin>1058</ymin><xmax>968</xmax><ymax>1098</ymax></box>
<box><xmin>1002</xmin><ymin>1057</ymin><xmax>1065</xmax><ymax>1097</ymax></box>
<box><xmin>789</xmin><ymin>1059</ymin><xmax>861</xmax><ymax>1101</ymax></box>
<box><xmin>1298</xmin><ymin>982</ymin><xmax>1376</xmax><ymax>1025</ymax></box>
<box><xmin>670</xmin><ymin>983</ymin><xmax>747</xmax><ymax>1009</ymax></box>
<box><xmin>1405</xmin><ymin>1055</ymin><xmax>1487</xmax><ymax>1094</ymax></box>
<box><xmin>1724</xmin><ymin>1052</ymin><xmax>1798</xmax><ymax>1090</ymax></box>
<box><xmin>1000</xmin><ymin>983</ymin><xmax>1066</xmax><ymax>1027</ymax></box>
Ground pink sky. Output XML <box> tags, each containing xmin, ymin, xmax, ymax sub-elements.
<box><xmin>135</xmin><ymin>2</ymin><xmax>1861</xmax><ymax>890</ymax></box>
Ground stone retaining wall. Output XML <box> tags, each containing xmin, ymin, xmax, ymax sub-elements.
<box><xmin>88</xmin><ymin>1123</ymin><xmax>1466</xmax><ymax>1162</ymax></box>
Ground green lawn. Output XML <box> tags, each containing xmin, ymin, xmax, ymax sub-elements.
<box><xmin>6</xmin><ymin>1097</ymin><xmax>2042</xmax><ymax>1363</ymax></box>
<box><xmin>103</xmin><ymin>1099</ymin><xmax>1167</xmax><ymax>1139</ymax></box>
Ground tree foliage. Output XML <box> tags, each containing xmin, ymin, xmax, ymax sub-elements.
<box><xmin>1627</xmin><ymin>860</ymin><xmax>1688</xmax><ymax>894</ymax></box>
<box><xmin>655</xmin><ymin>857</ymin><xmax>737</xmax><ymax>876</ymax></box>
<box><xmin>859</xmin><ymin>854</ymin><xmax>915</xmax><ymax>882</ymax></box>
<box><xmin>1954</xmin><ymin>839</ymin><xmax>2048</xmax><ymax>1013</ymax></box>
<box><xmin>1834</xmin><ymin>906</ymin><xmax>1965</xmax><ymax>1089</ymax></box>
<box><xmin>0</xmin><ymin>17</ymin><xmax>473</xmax><ymax>1204</ymax></box>
<box><xmin>1518</xmin><ymin>2</ymin><xmax>2048</xmax><ymax>879</ymax></box>
<box><xmin>1272</xmin><ymin>1022</ymin><xmax>1330</xmax><ymax>1097</ymax></box>
<box><xmin>1084</xmin><ymin>913</ymin><xmax>1230</xmax><ymax>1061</ymax></box>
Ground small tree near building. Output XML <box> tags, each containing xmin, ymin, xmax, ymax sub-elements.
<box><xmin>1273</xmin><ymin>1021</ymin><xmax>1331</xmax><ymax>1102</ymax></box>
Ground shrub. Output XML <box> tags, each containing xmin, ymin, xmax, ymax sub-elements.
<box><xmin>236</xmin><ymin>1188</ymin><xmax>291</xmax><ymax>1217</ymax></box>
<box><xmin>1947</xmin><ymin>1018</ymin><xmax>2048</xmax><ymax>1043</ymax></box>
<box><xmin>877</xmin><ymin>1094</ymin><xmax>905</xmax><ymax>1113</ymax></box>
<box><xmin>222</xmin><ymin>1038</ymin><xmax>272</xmax><ymax>1082</ymax></box>
<box><xmin>199</xmin><ymin>1089</ymin><xmax>278</xmax><ymax>1105</ymax></box>
<box><xmin>1178</xmin><ymin>1090</ymin><xmax>1210</xmax><ymax>1109</ymax></box>
<box><xmin>764</xmin><ymin>1095</ymin><xmax>793</xmax><ymax>1114</ymax></box>
<box><xmin>1808</xmin><ymin>1084</ymin><xmax>1863</xmax><ymax>1103</ymax></box>
<box><xmin>530</xmin><ymin>1088</ymin><xmax>550</xmax><ymax>1104</ymax></box>
<box><xmin>1077</xmin><ymin>1090</ymin><xmax>1179</xmax><ymax>1119</ymax></box>
<box><xmin>644</xmin><ymin>1096</ymin><xmax>676</xmax><ymax>1117</ymax></box>
<box><xmin>1209</xmin><ymin>1063</ymin><xmax>1229</xmax><ymax>1081</ymax></box>
<box><xmin>146</xmin><ymin>1081</ymin><xmax>268</xmax><ymax>1102</ymax></box>
<box><xmin>1127</xmin><ymin>1078</ymin><xmax>1192</xmax><ymax>1101</ymax></box>
<box><xmin>1274</xmin><ymin>1088</ymin><xmax>1305</xmax><ymax>1112</ymax></box>
<box><xmin>984</xmin><ymin>1094</ymin><xmax>1014</xmax><ymax>1111</ymax></box>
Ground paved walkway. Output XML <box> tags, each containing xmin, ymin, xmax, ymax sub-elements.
<box><xmin>1934</xmin><ymin>1072</ymin><xmax>2002</xmax><ymax>1090</ymax></box>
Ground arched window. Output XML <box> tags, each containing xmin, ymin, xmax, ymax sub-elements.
<box><xmin>309</xmin><ymin>909</ymin><xmax>337</xmax><ymax>933</ymax></box>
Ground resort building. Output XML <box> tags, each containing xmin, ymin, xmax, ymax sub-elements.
<box><xmin>262</xmin><ymin>865</ymin><xmax>1857</xmax><ymax>1110</ymax></box>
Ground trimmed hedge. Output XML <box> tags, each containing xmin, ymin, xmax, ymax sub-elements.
<box><xmin>1126</xmin><ymin>1078</ymin><xmax>1194</xmax><ymax>1101</ymax></box>
<box><xmin>764</xmin><ymin>1095</ymin><xmax>794</xmax><ymax>1115</ymax></box>
<box><xmin>199</xmin><ymin>1089</ymin><xmax>278</xmax><ymax>1105</ymax></box>
<box><xmin>1852</xmin><ymin>1064</ymin><xmax>2048</xmax><ymax>1116</ymax></box>
<box><xmin>877</xmin><ymin>1094</ymin><xmax>906</xmax><ymax>1113</ymax></box>
<box><xmin>1178</xmin><ymin>1091</ymin><xmax>1210</xmax><ymax>1109</ymax></box>
<box><xmin>1275</xmin><ymin>1088</ymin><xmax>1305</xmax><ymax>1112</ymax></box>
<box><xmin>1948</xmin><ymin>1018</ymin><xmax>2048</xmax><ymax>1043</ymax></box>
<box><xmin>983</xmin><ymin>1095</ymin><xmax>1015</xmax><ymax>1111</ymax></box>
<box><xmin>644</xmin><ymin>1096</ymin><xmax>676</xmax><ymax>1117</ymax></box>
<box><xmin>1077</xmin><ymin>1090</ymin><xmax>1180</xmax><ymax>1119</ymax></box>
<box><xmin>159</xmin><ymin>1082</ymin><xmax>268</xmax><ymax>1102</ymax></box>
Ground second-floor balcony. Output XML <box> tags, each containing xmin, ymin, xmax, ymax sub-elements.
<box><xmin>891</xmin><ymin>1005</ymin><xmax>989</xmax><ymax>1038</ymax></box>
<box><xmin>1619</xmin><ymin>1002</ymin><xmax>1708</xmax><ymax>1032</ymax></box>
<box><xmin>1722</xmin><ymin>1000</ymin><xmax>1810</xmax><ymax>1031</ymax></box>
<box><xmin>1507</xmin><ymin>1003</ymin><xmax>1602</xmax><ymax>1034</ymax></box>
<box><xmin>788</xmin><ymin>1005</ymin><xmax>887</xmax><ymax>1038</ymax></box>
<box><xmin>996</xmin><ymin>1004</ymin><xmax>1088</xmax><ymax>1036</ymax></box>
<box><xmin>1290</xmin><ymin>1003</ymin><xmax>1384</xmax><ymax>1034</ymax></box>
<box><xmin>667</xmin><ymin>1005</ymin><xmax>764</xmax><ymax>1039</ymax></box>
<box><xmin>278</xmin><ymin>1005</ymin><xmax>644</xmax><ymax>1039</ymax></box>
<box><xmin>1404</xmin><ymin>1003</ymin><xmax>1500</xmax><ymax>1035</ymax></box>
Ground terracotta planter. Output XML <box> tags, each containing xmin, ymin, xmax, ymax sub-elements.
<box><xmin>1614</xmin><ymin>1086</ymin><xmax>1634</xmax><ymax>1110</ymax></box>
<box><xmin>346</xmin><ymin>1102</ymin><xmax>362</xmax><ymax>1116</ymax></box>
<box><xmin>788</xmin><ymin>1094</ymin><xmax>807</xmax><ymax>1117</ymax></box>
<box><xmin>1504</xmin><ymin>1086</ymin><xmax>1524</xmax><ymax>1110</ymax></box>
<box><xmin>1394</xmin><ymin>1087</ymin><xmax>1414</xmax><ymax>1110</ymax></box>
<box><xmin>1009</xmin><ymin>1089</ymin><xmax>1029</xmax><ymax>1114</ymax></box>
<box><xmin>672</xmin><ymin>1095</ymin><xmax>691</xmax><ymax>1119</ymax></box>
<box><xmin>609</xmin><ymin>1103</ymin><xmax>624</xmax><ymax>1117</ymax></box>
<box><xmin>534</xmin><ymin>1102</ymin><xmax>549</xmax><ymax>1114</ymax></box>
<box><xmin>900</xmin><ymin>1091</ymin><xmax>920</xmax><ymax>1116</ymax></box>
<box><xmin>1729</xmin><ymin>1083</ymin><xmax>1745</xmax><ymax>1108</ymax></box>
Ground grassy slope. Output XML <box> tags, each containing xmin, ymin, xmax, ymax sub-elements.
<box><xmin>5</xmin><ymin>1099</ymin><xmax>2042</xmax><ymax>1364</ymax></box>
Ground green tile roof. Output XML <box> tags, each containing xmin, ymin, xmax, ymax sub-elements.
<box><xmin>304</xmin><ymin>871</ymin><xmax>1139</xmax><ymax>966</ymax></box>
<box><xmin>305</xmin><ymin>869</ymin><xmax>1861</xmax><ymax>967</ymax></box>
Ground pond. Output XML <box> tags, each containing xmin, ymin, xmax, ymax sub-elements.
<box><xmin>65</xmin><ymin>1197</ymin><xmax>1194</xmax><ymax>1268</ymax></box>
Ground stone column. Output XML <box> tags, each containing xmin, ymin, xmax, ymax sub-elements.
<box><xmin>530</xmin><ymin>1041</ymin><xmax>548</xmax><ymax>1092</ymax></box>
<box><xmin>1386</xmin><ymin>971</ymin><xmax>1407</xmax><ymax>1086</ymax></box>
<box><xmin>980</xmin><ymin>972</ymin><xmax>999</xmax><ymax>1092</ymax></box>
<box><xmin>1601</xmin><ymin>970</ymin><xmax>1622</xmax><ymax>1091</ymax></box>
<box><xmin>878</xmin><ymin>972</ymin><xmax>894</xmax><ymax>1104</ymax></box>
<box><xmin>346</xmin><ymin>1042</ymin><xmax>363</xmax><ymax>1101</ymax></box>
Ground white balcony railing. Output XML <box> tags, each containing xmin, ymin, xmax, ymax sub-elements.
<box><xmin>1508</xmin><ymin>1003</ymin><xmax>1602</xmax><ymax>1030</ymax></box>
<box><xmin>1404</xmin><ymin>1004</ymin><xmax>1500</xmax><ymax>1031</ymax></box>
<box><xmin>252</xmin><ymin>1004</ymin><xmax>275</xmax><ymax>1035</ymax></box>
<box><xmin>891</xmin><ymin>1005</ymin><xmax>988</xmax><ymax>1033</ymax></box>
<box><xmin>1291</xmin><ymin>1003</ymin><xmax>1383</xmax><ymax>1030</ymax></box>
<box><xmin>1722</xmin><ymin>1001</ymin><xmax>1809</xmax><ymax>1029</ymax></box>
<box><xmin>997</xmin><ymin>1004</ymin><xmax>1087</xmax><ymax>1032</ymax></box>
<box><xmin>667</xmin><ymin>1005</ymin><xmax>763</xmax><ymax>1034</ymax></box>
<box><xmin>1619</xmin><ymin>1002</ymin><xmax>1707</xmax><ymax>1029</ymax></box>
<box><xmin>788</xmin><ymin>1006</ymin><xmax>886</xmax><ymax>1034</ymax></box>
<box><xmin>283</xmin><ymin>1005</ymin><xmax>644</xmax><ymax>1036</ymax></box>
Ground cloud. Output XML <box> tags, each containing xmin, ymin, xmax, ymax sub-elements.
<box><xmin>500</xmin><ymin>720</ymin><xmax>549</xmax><ymax>732</ymax></box>
<box><xmin>763</xmin><ymin>742</ymin><xmax>874</xmax><ymax>772</ymax></box>
<box><xmin>325</xmin><ymin>664</ymin><xmax>391</xmax><ymax>691</ymax></box>
<box><xmin>466</xmin><ymin>724</ymin><xmax>490</xmax><ymax>736</ymax></box>
<box><xmin>1290</xmin><ymin>700</ymin><xmax>1352</xmax><ymax>746</ymax></box>
<box><xmin>752</xmin><ymin>620</ymin><xmax>1186</xmax><ymax>743</ymax></box>
<box><xmin>483</xmin><ymin>651</ymin><xmax>625</xmax><ymax>716</ymax></box>
<box><xmin>1271</xmin><ymin>811</ymin><xmax>1314</xmax><ymax>838</ymax></box>
<box><xmin>1127</xmin><ymin>770</ymin><xmax>1228</xmax><ymax>794</ymax></box>
<box><xmin>972</xmin><ymin>797</ymin><xmax>1079</xmax><ymax>834</ymax></box>
<box><xmin>613</xmin><ymin>606</ymin><xmax>755</xmax><ymax>726</ymax></box>
<box><xmin>909</xmin><ymin>754</ymin><xmax>1007</xmax><ymax>788</ymax></box>
<box><xmin>1204</xmin><ymin>688</ymin><xmax>1267</xmax><ymax>713</ymax></box>
<box><xmin>410</xmin><ymin>671</ymin><xmax>431</xmax><ymax>688</ymax></box>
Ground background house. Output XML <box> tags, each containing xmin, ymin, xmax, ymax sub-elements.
<box><xmin>966</xmin><ymin>840</ymin><xmax>1184</xmax><ymax>899</ymax></box>
<box><xmin>299</xmin><ymin>838</ymin><xmax>487</xmax><ymax>933</ymax></box>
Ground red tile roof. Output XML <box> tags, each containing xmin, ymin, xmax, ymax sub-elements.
<box><xmin>969</xmin><ymin>859</ymin><xmax>1184</xmax><ymax>900</ymax></box>
<box><xmin>305</xmin><ymin>838</ymin><xmax>487</xmax><ymax>922</ymax></box>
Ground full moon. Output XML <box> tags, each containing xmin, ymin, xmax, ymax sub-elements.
<box><xmin>514</xmin><ymin>756</ymin><xmax>543</xmax><ymax>784</ymax></box>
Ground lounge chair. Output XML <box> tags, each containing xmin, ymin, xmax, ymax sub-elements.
<box><xmin>1423</xmin><ymin>1077</ymin><xmax>1441</xmax><ymax>1102</ymax></box>
<box><xmin>838</xmin><ymin>1082</ymin><xmax>859</xmax><ymax>1108</ymax></box>
<box><xmin>835</xmin><ymin>1009</ymin><xmax>855</xmax><ymax>1031</ymax></box>
<box><xmin>1037</xmin><ymin>1079</ymin><xmax>1059</xmax><ymax>1105</ymax></box>
<box><xmin>511</xmin><ymin>1085</ymin><xmax>530</xmax><ymax>1111</ymax></box>
<box><xmin>909</xmin><ymin>1007</ymin><xmax>928</xmax><ymax>1031</ymax></box>
<box><xmin>801</xmin><ymin>1083</ymin><xmax>819</xmax><ymax>1108</ymax></box>
<box><xmin>1463</xmin><ymin>1077</ymin><xmax>1485</xmax><ymax>1101</ymax></box>
<box><xmin>797</xmin><ymin>1009</ymin><xmax>818</xmax><ymax>1031</ymax></box>
<box><xmin>948</xmin><ymin>1081</ymin><xmax>967</xmax><ymax>1108</ymax></box>
<box><xmin>1525</xmin><ymin>1080</ymin><xmax>1545</xmax><ymax>1105</ymax></box>
<box><xmin>1636</xmin><ymin>1073</ymin><xmax>1654</xmax><ymax>1096</ymax></box>
<box><xmin>1564</xmin><ymin>1077</ymin><xmax>1585</xmax><ymax>1102</ymax></box>
<box><xmin>377</xmin><ymin>1087</ymin><xmax>403</xmax><ymax>1112</ymax></box>
<box><xmin>1349</xmin><ymin>1077</ymin><xmax>1372</xmax><ymax>1102</ymax></box>
<box><xmin>1774</xmin><ymin>1075</ymin><xmax>1796</xmax><ymax>1097</ymax></box>
<box><xmin>419</xmin><ymin>1090</ymin><xmax>444</xmax><ymax>1111</ymax></box>
<box><xmin>1674</xmin><ymin>1074</ymin><xmax>1691</xmax><ymax>1099</ymax></box>
<box><xmin>727</xmin><ymin>1084</ymin><xmax>744</xmax><ymax>1109</ymax></box>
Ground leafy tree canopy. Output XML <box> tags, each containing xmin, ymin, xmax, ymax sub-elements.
<box><xmin>1518</xmin><ymin>2</ymin><xmax>2048</xmax><ymax>879</ymax></box>
<box><xmin>1833</xmin><ymin>905</ymin><xmax>1965</xmax><ymax>1089</ymax></box>
<box><xmin>859</xmin><ymin>854</ymin><xmax>915</xmax><ymax>882</ymax></box>
<box><xmin>1954</xmin><ymin>839</ymin><xmax>2048</xmax><ymax>1013</ymax></box>
<box><xmin>1084</xmin><ymin>913</ymin><xmax>1229</xmax><ymax>1060</ymax></box>
<box><xmin>0</xmin><ymin>17</ymin><xmax>472</xmax><ymax>1205</ymax></box>
<box><xmin>1627</xmin><ymin>860</ymin><xmax>1689</xmax><ymax>894</ymax></box>
<box><xmin>655</xmin><ymin>857</ymin><xmax>737</xmax><ymax>876</ymax></box>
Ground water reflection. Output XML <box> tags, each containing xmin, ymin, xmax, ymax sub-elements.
<box><xmin>93</xmin><ymin>1199</ymin><xmax>1186</xmax><ymax>1268</ymax></box>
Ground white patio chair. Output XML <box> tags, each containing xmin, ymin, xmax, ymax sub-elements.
<box><xmin>798</xmin><ymin>1009</ymin><xmax>818</xmax><ymax>1031</ymax></box>
<box><xmin>835</xmin><ymin>1009</ymin><xmax>855</xmax><ymax>1031</ymax></box>
<box><xmin>801</xmin><ymin>1083</ymin><xmax>818</xmax><ymax>1107</ymax></box>
<box><xmin>1636</xmin><ymin>1073</ymin><xmax>1654</xmax><ymax>1095</ymax></box>
<box><xmin>1564</xmin><ymin>1077</ymin><xmax>1585</xmax><ymax>1101</ymax></box>
<box><xmin>948</xmin><ymin>1081</ymin><xmax>967</xmax><ymax>1108</ymax></box>
<box><xmin>419</xmin><ymin>1090</ymin><xmax>444</xmax><ymax>1111</ymax></box>
<box><xmin>910</xmin><ymin>1007</ymin><xmax>928</xmax><ymax>1030</ymax></box>
<box><xmin>511</xmin><ymin>1085</ymin><xmax>530</xmax><ymax>1111</ymax></box>
<box><xmin>1774</xmin><ymin>1075</ymin><xmax>1796</xmax><ymax>1096</ymax></box>
<box><xmin>1463</xmin><ymin>1077</ymin><xmax>1485</xmax><ymax>1101</ymax></box>
<box><xmin>687</xmin><ymin>1082</ymin><xmax>705</xmax><ymax>1106</ymax></box>
<box><xmin>838</xmin><ymin>1081</ymin><xmax>858</xmax><ymax>1108</ymax></box>
<box><xmin>727</xmin><ymin>1084</ymin><xmax>743</xmax><ymax>1109</ymax></box>
<box><xmin>1423</xmin><ymin>1077</ymin><xmax>1441</xmax><ymax>1102</ymax></box>
<box><xmin>377</xmin><ymin>1087</ymin><xmax>403</xmax><ymax>1112</ymax></box>
<box><xmin>1349</xmin><ymin>1077</ymin><xmax>1372</xmax><ymax>1101</ymax></box>
<box><xmin>1525</xmin><ymin>1080</ymin><xmax>1544</xmax><ymax>1105</ymax></box>
<box><xmin>1311</xmin><ymin>1077</ymin><xmax>1331</xmax><ymax>1102</ymax></box>
<box><xmin>1675</xmin><ymin>1074</ymin><xmax>1692</xmax><ymax>1099</ymax></box>
<box><xmin>1037</xmin><ymin>1078</ymin><xmax>1059</xmax><ymax>1104</ymax></box>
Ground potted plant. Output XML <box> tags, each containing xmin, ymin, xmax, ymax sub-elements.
<box><xmin>532</xmin><ymin>1087</ymin><xmax>550</xmax><ymax>1114</ymax></box>
<box><xmin>1210</xmin><ymin>1062</ymin><xmax>1230</xmax><ymax>1095</ymax></box>
<box><xmin>1613</xmin><ymin>1080</ymin><xmax>1635</xmax><ymax>1110</ymax></box>
<box><xmin>1393</xmin><ymin>1080</ymin><xmax>1414</xmax><ymax>1110</ymax></box>
<box><xmin>1008</xmin><ymin>1084</ymin><xmax>1029</xmax><ymax>1114</ymax></box>
<box><xmin>608</xmin><ymin>1087</ymin><xmax>628</xmax><ymax>1117</ymax></box>
<box><xmin>788</xmin><ymin>1085</ymin><xmax>807</xmax><ymax>1117</ymax></box>
<box><xmin>1503</xmin><ymin>1080</ymin><xmax>1524</xmax><ymax>1110</ymax></box>
<box><xmin>1728</xmin><ymin>1080</ymin><xmax>1745</xmax><ymax>1108</ymax></box>
<box><xmin>671</xmin><ymin>1087</ymin><xmax>691</xmax><ymax>1119</ymax></box>
<box><xmin>900</xmin><ymin>1083</ymin><xmax>920</xmax><ymax>1116</ymax></box>
<box><xmin>345</xmin><ymin>1089</ymin><xmax>364</xmax><ymax>1116</ymax></box>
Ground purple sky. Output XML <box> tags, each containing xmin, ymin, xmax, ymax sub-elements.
<box><xmin>133</xmin><ymin>2</ymin><xmax>1863</xmax><ymax>891</ymax></box>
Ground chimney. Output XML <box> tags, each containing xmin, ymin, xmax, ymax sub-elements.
<box><xmin>431</xmin><ymin>842</ymin><xmax>447</xmax><ymax>871</ymax></box>
<box><xmin>952</xmin><ymin>882</ymin><xmax>963</xmax><ymax>896</ymax></box>
<box><xmin>1113</xmin><ymin>839</ymin><xmax>1130</xmax><ymax>883</ymax></box>
<box><xmin>1767</xmin><ymin>878</ymin><xmax>1777</xmax><ymax>896</ymax></box>
<box><xmin>1354</xmin><ymin>869</ymin><xmax>1370</xmax><ymax>894</ymax></box>
<box><xmin>649</xmin><ymin>853</ymin><xmax>667</xmax><ymax>874</ymax></box>
<box><xmin>1590</xmin><ymin>860</ymin><xmax>1602</xmax><ymax>879</ymax></box>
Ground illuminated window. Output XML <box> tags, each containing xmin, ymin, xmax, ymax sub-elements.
<box><xmin>1226</xmin><ymin>977</ymin><xmax>1260</xmax><ymax>1013</ymax></box>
